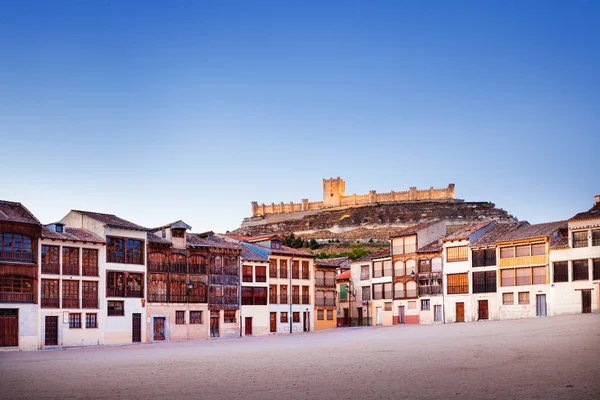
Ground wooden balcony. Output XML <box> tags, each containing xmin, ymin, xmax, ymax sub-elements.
<box><xmin>315</xmin><ymin>298</ymin><xmax>336</xmax><ymax>307</ymax></box>
<box><xmin>62</xmin><ymin>298</ymin><xmax>79</xmax><ymax>308</ymax></box>
<box><xmin>302</xmin><ymin>295</ymin><xmax>310</xmax><ymax>304</ymax></box>
<box><xmin>0</xmin><ymin>291</ymin><xmax>34</xmax><ymax>303</ymax></box>
<box><xmin>148</xmin><ymin>261</ymin><xmax>169</xmax><ymax>273</ymax></box>
<box><xmin>82</xmin><ymin>298</ymin><xmax>99</xmax><ymax>308</ymax></box>
<box><xmin>82</xmin><ymin>266</ymin><xmax>98</xmax><ymax>277</ymax></box>
<box><xmin>279</xmin><ymin>294</ymin><xmax>288</xmax><ymax>304</ymax></box>
<box><xmin>41</xmin><ymin>297</ymin><xmax>59</xmax><ymax>308</ymax></box>
<box><xmin>0</xmin><ymin>250</ymin><xmax>35</xmax><ymax>264</ymax></box>
<box><xmin>62</xmin><ymin>264</ymin><xmax>79</xmax><ymax>276</ymax></box>
<box><xmin>42</xmin><ymin>263</ymin><xmax>60</xmax><ymax>275</ymax></box>
<box><xmin>315</xmin><ymin>279</ymin><xmax>336</xmax><ymax>287</ymax></box>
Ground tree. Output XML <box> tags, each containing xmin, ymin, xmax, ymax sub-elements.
<box><xmin>309</xmin><ymin>239</ymin><xmax>319</xmax><ymax>250</ymax></box>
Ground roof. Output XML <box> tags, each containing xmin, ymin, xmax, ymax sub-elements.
<box><xmin>443</xmin><ymin>221</ymin><xmax>496</xmax><ymax>242</ymax></box>
<box><xmin>270</xmin><ymin>245</ymin><xmax>314</xmax><ymax>258</ymax></box>
<box><xmin>416</xmin><ymin>240</ymin><xmax>442</xmax><ymax>253</ymax></box>
<box><xmin>72</xmin><ymin>210</ymin><xmax>147</xmax><ymax>231</ymax></box>
<box><xmin>151</xmin><ymin>220</ymin><xmax>192</xmax><ymax>232</ymax></box>
<box><xmin>336</xmin><ymin>270</ymin><xmax>352</xmax><ymax>281</ymax></box>
<box><xmin>42</xmin><ymin>227</ymin><xmax>105</xmax><ymax>244</ymax></box>
<box><xmin>187</xmin><ymin>233</ymin><xmax>242</xmax><ymax>250</ymax></box>
<box><xmin>389</xmin><ymin>220</ymin><xmax>439</xmax><ymax>239</ymax></box>
<box><xmin>314</xmin><ymin>257</ymin><xmax>350</xmax><ymax>268</ymax></box>
<box><xmin>246</xmin><ymin>233</ymin><xmax>285</xmax><ymax>243</ymax></box>
<box><xmin>496</xmin><ymin>220</ymin><xmax>567</xmax><ymax>243</ymax></box>
<box><xmin>354</xmin><ymin>247</ymin><xmax>391</xmax><ymax>263</ymax></box>
<box><xmin>550</xmin><ymin>235</ymin><xmax>569</xmax><ymax>250</ymax></box>
<box><xmin>471</xmin><ymin>222</ymin><xmax>528</xmax><ymax>247</ymax></box>
<box><xmin>0</xmin><ymin>200</ymin><xmax>40</xmax><ymax>225</ymax></box>
<box><xmin>241</xmin><ymin>247</ymin><xmax>269</xmax><ymax>262</ymax></box>
<box><xmin>147</xmin><ymin>232</ymin><xmax>172</xmax><ymax>246</ymax></box>
<box><xmin>570</xmin><ymin>203</ymin><xmax>600</xmax><ymax>222</ymax></box>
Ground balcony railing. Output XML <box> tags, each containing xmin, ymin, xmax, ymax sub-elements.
<box><xmin>42</xmin><ymin>263</ymin><xmax>60</xmax><ymax>275</ymax></box>
<box><xmin>302</xmin><ymin>295</ymin><xmax>310</xmax><ymax>304</ymax></box>
<box><xmin>166</xmin><ymin>294</ymin><xmax>208</xmax><ymax>303</ymax></box>
<box><xmin>0</xmin><ymin>292</ymin><xmax>34</xmax><ymax>303</ymax></box>
<box><xmin>316</xmin><ymin>279</ymin><xmax>336</xmax><ymax>287</ymax></box>
<box><xmin>315</xmin><ymin>298</ymin><xmax>336</xmax><ymax>307</ymax></box>
<box><xmin>242</xmin><ymin>296</ymin><xmax>268</xmax><ymax>306</ymax></box>
<box><xmin>394</xmin><ymin>289</ymin><xmax>417</xmax><ymax>299</ymax></box>
<box><xmin>573</xmin><ymin>240</ymin><xmax>588</xmax><ymax>248</ymax></box>
<box><xmin>292</xmin><ymin>295</ymin><xmax>300</xmax><ymax>304</ymax></box>
<box><xmin>292</xmin><ymin>270</ymin><xmax>300</xmax><ymax>279</ymax></box>
<box><xmin>107</xmin><ymin>288</ymin><xmax>125</xmax><ymax>297</ymax></box>
<box><xmin>62</xmin><ymin>298</ymin><xmax>79</xmax><ymax>308</ymax></box>
<box><xmin>279</xmin><ymin>294</ymin><xmax>288</xmax><ymax>304</ymax></box>
<box><xmin>41</xmin><ymin>297</ymin><xmax>59</xmax><ymax>308</ymax></box>
<box><xmin>82</xmin><ymin>298</ymin><xmax>99</xmax><ymax>308</ymax></box>
<box><xmin>269</xmin><ymin>268</ymin><xmax>277</xmax><ymax>278</ymax></box>
<box><xmin>418</xmin><ymin>286</ymin><xmax>443</xmax><ymax>296</ymax></box>
<box><xmin>224</xmin><ymin>296</ymin><xmax>238</xmax><ymax>305</ymax></box>
<box><xmin>170</xmin><ymin>262</ymin><xmax>188</xmax><ymax>274</ymax></box>
<box><xmin>62</xmin><ymin>264</ymin><xmax>79</xmax><ymax>276</ymax></box>
<box><xmin>148</xmin><ymin>261</ymin><xmax>169</xmax><ymax>273</ymax></box>
<box><xmin>447</xmin><ymin>285</ymin><xmax>469</xmax><ymax>295</ymax></box>
<box><xmin>107</xmin><ymin>253</ymin><xmax>143</xmax><ymax>265</ymax></box>
<box><xmin>148</xmin><ymin>294</ymin><xmax>168</xmax><ymax>303</ymax></box>
<box><xmin>82</xmin><ymin>266</ymin><xmax>98</xmax><ymax>277</ymax></box>
<box><xmin>189</xmin><ymin>264</ymin><xmax>207</xmax><ymax>275</ymax></box>
<box><xmin>301</xmin><ymin>271</ymin><xmax>309</xmax><ymax>280</ymax></box>
<box><xmin>0</xmin><ymin>250</ymin><xmax>35</xmax><ymax>264</ymax></box>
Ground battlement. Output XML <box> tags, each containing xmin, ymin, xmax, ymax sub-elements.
<box><xmin>250</xmin><ymin>179</ymin><xmax>455</xmax><ymax>217</ymax></box>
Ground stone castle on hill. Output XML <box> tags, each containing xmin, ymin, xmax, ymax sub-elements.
<box><xmin>250</xmin><ymin>177</ymin><xmax>456</xmax><ymax>217</ymax></box>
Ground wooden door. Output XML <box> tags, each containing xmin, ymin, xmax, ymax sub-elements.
<box><xmin>303</xmin><ymin>312</ymin><xmax>310</xmax><ymax>332</ymax></box>
<box><xmin>456</xmin><ymin>302</ymin><xmax>465</xmax><ymax>322</ymax></box>
<box><xmin>343</xmin><ymin>308</ymin><xmax>349</xmax><ymax>326</ymax></box>
<box><xmin>153</xmin><ymin>317</ymin><xmax>166</xmax><ymax>340</ymax></box>
<box><xmin>45</xmin><ymin>316</ymin><xmax>58</xmax><ymax>346</ymax></box>
<box><xmin>536</xmin><ymin>294</ymin><xmax>547</xmax><ymax>317</ymax></box>
<box><xmin>357</xmin><ymin>308</ymin><xmax>364</xmax><ymax>326</ymax></box>
<box><xmin>478</xmin><ymin>300</ymin><xmax>489</xmax><ymax>320</ymax></box>
<box><xmin>245</xmin><ymin>317</ymin><xmax>252</xmax><ymax>335</ymax></box>
<box><xmin>270</xmin><ymin>312</ymin><xmax>277</xmax><ymax>333</ymax></box>
<box><xmin>398</xmin><ymin>306</ymin><xmax>405</xmax><ymax>324</ymax></box>
<box><xmin>582</xmin><ymin>290</ymin><xmax>592</xmax><ymax>313</ymax></box>
<box><xmin>210</xmin><ymin>311</ymin><xmax>220</xmax><ymax>338</ymax></box>
<box><xmin>0</xmin><ymin>309</ymin><xmax>19</xmax><ymax>347</ymax></box>
<box><xmin>132</xmin><ymin>313</ymin><xmax>141</xmax><ymax>343</ymax></box>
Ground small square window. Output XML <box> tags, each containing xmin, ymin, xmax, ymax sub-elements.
<box><xmin>280</xmin><ymin>312</ymin><xmax>288</xmax><ymax>323</ymax></box>
<box><xmin>293</xmin><ymin>312</ymin><xmax>300</xmax><ymax>323</ymax></box>
<box><xmin>421</xmin><ymin>299</ymin><xmax>431</xmax><ymax>311</ymax></box>
<box><xmin>503</xmin><ymin>292</ymin><xmax>514</xmax><ymax>305</ymax></box>
<box><xmin>224</xmin><ymin>310</ymin><xmax>236</xmax><ymax>323</ymax></box>
<box><xmin>317</xmin><ymin>310</ymin><xmax>324</xmax><ymax>320</ymax></box>
<box><xmin>85</xmin><ymin>313</ymin><xmax>97</xmax><ymax>328</ymax></box>
<box><xmin>326</xmin><ymin>310</ymin><xmax>333</xmax><ymax>320</ymax></box>
<box><xmin>176</xmin><ymin>311</ymin><xmax>185</xmax><ymax>324</ymax></box>
<box><xmin>518</xmin><ymin>292</ymin><xmax>530</xmax><ymax>305</ymax></box>
<box><xmin>384</xmin><ymin>302</ymin><xmax>392</xmax><ymax>311</ymax></box>
<box><xmin>55</xmin><ymin>225</ymin><xmax>63</xmax><ymax>233</ymax></box>
<box><xmin>190</xmin><ymin>311</ymin><xmax>203</xmax><ymax>324</ymax></box>
<box><xmin>107</xmin><ymin>301</ymin><xmax>124</xmax><ymax>316</ymax></box>
<box><xmin>69</xmin><ymin>313</ymin><xmax>81</xmax><ymax>329</ymax></box>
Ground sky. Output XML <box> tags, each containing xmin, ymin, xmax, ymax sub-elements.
<box><xmin>1</xmin><ymin>1</ymin><xmax>599</xmax><ymax>233</ymax></box>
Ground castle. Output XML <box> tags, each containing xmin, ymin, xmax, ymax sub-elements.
<box><xmin>250</xmin><ymin>178</ymin><xmax>455</xmax><ymax>217</ymax></box>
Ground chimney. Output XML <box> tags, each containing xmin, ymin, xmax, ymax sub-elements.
<box><xmin>595</xmin><ymin>195</ymin><xmax>600</xmax><ymax>206</ymax></box>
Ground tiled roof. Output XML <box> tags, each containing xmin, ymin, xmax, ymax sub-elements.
<box><xmin>354</xmin><ymin>248</ymin><xmax>390</xmax><ymax>262</ymax></box>
<box><xmin>187</xmin><ymin>233</ymin><xmax>242</xmax><ymax>250</ymax></box>
<box><xmin>241</xmin><ymin>247</ymin><xmax>269</xmax><ymax>262</ymax></box>
<box><xmin>72</xmin><ymin>210</ymin><xmax>147</xmax><ymax>231</ymax></box>
<box><xmin>550</xmin><ymin>236</ymin><xmax>569</xmax><ymax>249</ymax></box>
<box><xmin>496</xmin><ymin>220</ymin><xmax>567</xmax><ymax>243</ymax></box>
<box><xmin>246</xmin><ymin>233</ymin><xmax>285</xmax><ymax>243</ymax></box>
<box><xmin>147</xmin><ymin>232</ymin><xmax>172</xmax><ymax>246</ymax></box>
<box><xmin>314</xmin><ymin>257</ymin><xmax>350</xmax><ymax>268</ymax></box>
<box><xmin>270</xmin><ymin>245</ymin><xmax>314</xmax><ymax>257</ymax></box>
<box><xmin>570</xmin><ymin>203</ymin><xmax>600</xmax><ymax>222</ymax></box>
<box><xmin>42</xmin><ymin>227</ymin><xmax>105</xmax><ymax>243</ymax></box>
<box><xmin>221</xmin><ymin>233</ymin><xmax>312</xmax><ymax>258</ymax></box>
<box><xmin>471</xmin><ymin>222</ymin><xmax>527</xmax><ymax>247</ymax></box>
<box><xmin>336</xmin><ymin>270</ymin><xmax>352</xmax><ymax>281</ymax></box>
<box><xmin>389</xmin><ymin>220</ymin><xmax>440</xmax><ymax>239</ymax></box>
<box><xmin>151</xmin><ymin>220</ymin><xmax>192</xmax><ymax>232</ymax></box>
<box><xmin>223</xmin><ymin>233</ymin><xmax>254</xmax><ymax>242</ymax></box>
<box><xmin>0</xmin><ymin>200</ymin><xmax>40</xmax><ymax>225</ymax></box>
<box><xmin>417</xmin><ymin>240</ymin><xmax>442</xmax><ymax>253</ymax></box>
<box><xmin>443</xmin><ymin>221</ymin><xmax>496</xmax><ymax>242</ymax></box>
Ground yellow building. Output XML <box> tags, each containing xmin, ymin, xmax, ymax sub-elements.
<box><xmin>314</xmin><ymin>259</ymin><xmax>343</xmax><ymax>330</ymax></box>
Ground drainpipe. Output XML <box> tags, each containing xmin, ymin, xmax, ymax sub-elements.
<box><xmin>239</xmin><ymin>254</ymin><xmax>243</xmax><ymax>337</ymax></box>
<box><xmin>442</xmin><ymin>250</ymin><xmax>446</xmax><ymax>324</ymax></box>
<box><xmin>289</xmin><ymin>255</ymin><xmax>294</xmax><ymax>334</ymax></box>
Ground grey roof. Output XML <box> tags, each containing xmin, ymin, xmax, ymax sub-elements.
<box><xmin>496</xmin><ymin>220</ymin><xmax>567</xmax><ymax>243</ymax></box>
<box><xmin>72</xmin><ymin>210</ymin><xmax>147</xmax><ymax>231</ymax></box>
<box><xmin>151</xmin><ymin>220</ymin><xmax>192</xmax><ymax>232</ymax></box>
<box><xmin>0</xmin><ymin>200</ymin><xmax>40</xmax><ymax>225</ymax></box>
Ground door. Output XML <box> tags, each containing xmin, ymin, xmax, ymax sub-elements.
<box><xmin>478</xmin><ymin>300</ymin><xmax>489</xmax><ymax>320</ymax></box>
<box><xmin>45</xmin><ymin>316</ymin><xmax>58</xmax><ymax>346</ymax></box>
<box><xmin>536</xmin><ymin>294</ymin><xmax>547</xmax><ymax>317</ymax></box>
<box><xmin>245</xmin><ymin>317</ymin><xmax>253</xmax><ymax>336</ymax></box>
<box><xmin>303</xmin><ymin>312</ymin><xmax>310</xmax><ymax>332</ymax></box>
<box><xmin>456</xmin><ymin>302</ymin><xmax>465</xmax><ymax>322</ymax></box>
<box><xmin>376</xmin><ymin>307</ymin><xmax>382</xmax><ymax>325</ymax></box>
<box><xmin>434</xmin><ymin>305</ymin><xmax>442</xmax><ymax>322</ymax></box>
<box><xmin>398</xmin><ymin>306</ymin><xmax>405</xmax><ymax>324</ymax></box>
<box><xmin>132</xmin><ymin>313</ymin><xmax>141</xmax><ymax>343</ymax></box>
<box><xmin>270</xmin><ymin>312</ymin><xmax>277</xmax><ymax>333</ymax></box>
<box><xmin>357</xmin><ymin>308</ymin><xmax>364</xmax><ymax>326</ymax></box>
<box><xmin>343</xmin><ymin>308</ymin><xmax>349</xmax><ymax>326</ymax></box>
<box><xmin>0</xmin><ymin>309</ymin><xmax>19</xmax><ymax>347</ymax></box>
<box><xmin>153</xmin><ymin>317</ymin><xmax>166</xmax><ymax>340</ymax></box>
<box><xmin>582</xmin><ymin>290</ymin><xmax>592</xmax><ymax>314</ymax></box>
<box><xmin>210</xmin><ymin>311</ymin><xmax>220</xmax><ymax>338</ymax></box>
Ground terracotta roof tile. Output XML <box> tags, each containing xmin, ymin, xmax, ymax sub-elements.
<box><xmin>187</xmin><ymin>233</ymin><xmax>242</xmax><ymax>250</ymax></box>
<box><xmin>314</xmin><ymin>257</ymin><xmax>350</xmax><ymax>268</ymax></box>
<box><xmin>0</xmin><ymin>200</ymin><xmax>40</xmax><ymax>225</ymax></box>
<box><xmin>336</xmin><ymin>270</ymin><xmax>352</xmax><ymax>281</ymax></box>
<box><xmin>443</xmin><ymin>221</ymin><xmax>496</xmax><ymax>242</ymax></box>
<box><xmin>570</xmin><ymin>203</ymin><xmax>600</xmax><ymax>222</ymax></box>
<box><xmin>42</xmin><ymin>227</ymin><xmax>105</xmax><ymax>244</ymax></box>
<box><xmin>496</xmin><ymin>220</ymin><xmax>567</xmax><ymax>243</ymax></box>
<box><xmin>417</xmin><ymin>240</ymin><xmax>443</xmax><ymax>253</ymax></box>
<box><xmin>73</xmin><ymin>210</ymin><xmax>147</xmax><ymax>231</ymax></box>
<box><xmin>147</xmin><ymin>232</ymin><xmax>172</xmax><ymax>246</ymax></box>
<box><xmin>151</xmin><ymin>220</ymin><xmax>192</xmax><ymax>232</ymax></box>
<box><xmin>241</xmin><ymin>247</ymin><xmax>269</xmax><ymax>262</ymax></box>
<box><xmin>389</xmin><ymin>220</ymin><xmax>440</xmax><ymax>239</ymax></box>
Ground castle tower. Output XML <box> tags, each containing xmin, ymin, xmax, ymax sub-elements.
<box><xmin>323</xmin><ymin>177</ymin><xmax>345</xmax><ymax>208</ymax></box>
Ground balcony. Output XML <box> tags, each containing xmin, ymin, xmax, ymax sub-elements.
<box><xmin>148</xmin><ymin>261</ymin><xmax>169</xmax><ymax>273</ymax></box>
<box><xmin>42</xmin><ymin>263</ymin><xmax>60</xmax><ymax>275</ymax></box>
<box><xmin>301</xmin><ymin>271</ymin><xmax>309</xmax><ymax>280</ymax></box>
<box><xmin>62</xmin><ymin>298</ymin><xmax>79</xmax><ymax>308</ymax></box>
<box><xmin>0</xmin><ymin>250</ymin><xmax>35</xmax><ymax>264</ymax></box>
<box><xmin>279</xmin><ymin>294</ymin><xmax>288</xmax><ymax>304</ymax></box>
<box><xmin>292</xmin><ymin>295</ymin><xmax>300</xmax><ymax>304</ymax></box>
<box><xmin>107</xmin><ymin>288</ymin><xmax>125</xmax><ymax>297</ymax></box>
<box><xmin>41</xmin><ymin>297</ymin><xmax>59</xmax><ymax>308</ymax></box>
<box><xmin>224</xmin><ymin>295</ymin><xmax>238</xmax><ymax>305</ymax></box>
<box><xmin>148</xmin><ymin>294</ymin><xmax>168</xmax><ymax>303</ymax></box>
<box><xmin>188</xmin><ymin>264</ymin><xmax>207</xmax><ymax>275</ymax></box>
<box><xmin>315</xmin><ymin>298</ymin><xmax>335</xmax><ymax>307</ymax></box>
<box><xmin>82</xmin><ymin>298</ymin><xmax>99</xmax><ymax>308</ymax></box>
<box><xmin>82</xmin><ymin>266</ymin><xmax>98</xmax><ymax>277</ymax></box>
<box><xmin>170</xmin><ymin>262</ymin><xmax>188</xmax><ymax>274</ymax></box>
<box><xmin>269</xmin><ymin>268</ymin><xmax>277</xmax><ymax>278</ymax></box>
<box><xmin>62</xmin><ymin>264</ymin><xmax>79</xmax><ymax>276</ymax></box>
<box><xmin>393</xmin><ymin>289</ymin><xmax>417</xmax><ymax>299</ymax></box>
<box><xmin>0</xmin><ymin>292</ymin><xmax>34</xmax><ymax>303</ymax></box>
<box><xmin>302</xmin><ymin>295</ymin><xmax>310</xmax><ymax>304</ymax></box>
<box><xmin>316</xmin><ymin>279</ymin><xmax>336</xmax><ymax>287</ymax></box>
<box><xmin>418</xmin><ymin>286</ymin><xmax>443</xmax><ymax>296</ymax></box>
<box><xmin>292</xmin><ymin>271</ymin><xmax>300</xmax><ymax>279</ymax></box>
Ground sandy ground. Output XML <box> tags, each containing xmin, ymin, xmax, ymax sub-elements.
<box><xmin>1</xmin><ymin>314</ymin><xmax>599</xmax><ymax>400</ymax></box>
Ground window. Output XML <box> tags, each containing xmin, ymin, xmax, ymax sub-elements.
<box><xmin>280</xmin><ymin>312</ymin><xmax>288</xmax><ymax>323</ymax></box>
<box><xmin>0</xmin><ymin>233</ymin><xmax>33</xmax><ymax>262</ymax></box>
<box><xmin>242</xmin><ymin>265</ymin><xmax>253</xmax><ymax>282</ymax></box>
<box><xmin>256</xmin><ymin>265</ymin><xmax>267</xmax><ymax>282</ymax></box>
<box><xmin>55</xmin><ymin>224</ymin><xmax>63</xmax><ymax>233</ymax></box>
<box><xmin>41</xmin><ymin>245</ymin><xmax>60</xmax><ymax>274</ymax></box>
<box><xmin>383</xmin><ymin>282</ymin><xmax>393</xmax><ymax>299</ymax></box>
<box><xmin>107</xmin><ymin>301</ymin><xmax>124</xmax><ymax>316</ymax></box>
<box><xmin>302</xmin><ymin>286</ymin><xmax>310</xmax><ymax>304</ymax></box>
<box><xmin>406</xmin><ymin>281</ymin><xmax>417</xmax><ymax>297</ymax></box>
<box><xmin>271</xmin><ymin>241</ymin><xmax>282</xmax><ymax>250</ymax></box>
<box><xmin>279</xmin><ymin>259</ymin><xmax>288</xmax><ymax>279</ymax></box>
<box><xmin>516</xmin><ymin>268</ymin><xmax>531</xmax><ymax>286</ymax></box>
<box><xmin>384</xmin><ymin>302</ymin><xmax>392</xmax><ymax>311</ymax></box>
<box><xmin>406</xmin><ymin>259</ymin><xmax>416</xmax><ymax>276</ymax></box>
<box><xmin>210</xmin><ymin>255</ymin><xmax>222</xmax><ymax>275</ymax></box>
<box><xmin>373</xmin><ymin>261</ymin><xmax>383</xmax><ymax>278</ymax></box>
<box><xmin>0</xmin><ymin>276</ymin><xmax>34</xmax><ymax>302</ymax></box>
<box><xmin>269</xmin><ymin>285</ymin><xmax>277</xmax><ymax>303</ymax></box>
<box><xmin>361</xmin><ymin>286</ymin><xmax>370</xmax><ymax>300</ymax></box>
<box><xmin>503</xmin><ymin>292</ymin><xmax>514</xmax><ymax>305</ymax></box>
<box><xmin>62</xmin><ymin>280</ymin><xmax>79</xmax><ymax>308</ymax></box>
<box><xmin>516</xmin><ymin>245</ymin><xmax>530</xmax><ymax>257</ymax></box>
<box><xmin>339</xmin><ymin>284</ymin><xmax>347</xmax><ymax>301</ymax></box>
<box><xmin>176</xmin><ymin>311</ymin><xmax>186</xmax><ymax>324</ymax></box>
<box><xmin>408</xmin><ymin>301</ymin><xmax>416</xmax><ymax>309</ymax></box>
<box><xmin>472</xmin><ymin>271</ymin><xmax>497</xmax><ymax>293</ymax></box>
<box><xmin>126</xmin><ymin>273</ymin><xmax>144</xmax><ymax>298</ymax></box>
<box><xmin>417</xmin><ymin>259</ymin><xmax>430</xmax><ymax>274</ymax></box>
<box><xmin>572</xmin><ymin>260</ymin><xmax>589</xmax><ymax>281</ymax></box>
<box><xmin>373</xmin><ymin>283</ymin><xmax>383</xmax><ymax>300</ymax></box>
<box><xmin>279</xmin><ymin>285</ymin><xmax>288</xmax><ymax>304</ymax></box>
<box><xmin>553</xmin><ymin>262</ymin><xmax>568</xmax><ymax>282</ymax></box>
<box><xmin>242</xmin><ymin>287</ymin><xmax>267</xmax><ymax>305</ymax></box>
<box><xmin>532</xmin><ymin>266</ymin><xmax>546</xmax><ymax>284</ymax></box>
<box><xmin>594</xmin><ymin>259</ymin><xmax>600</xmax><ymax>280</ymax></box>
<box><xmin>292</xmin><ymin>260</ymin><xmax>299</xmax><ymax>279</ymax></box>
<box><xmin>107</xmin><ymin>237</ymin><xmax>144</xmax><ymax>264</ymax></box>
<box><xmin>593</xmin><ymin>230</ymin><xmax>600</xmax><ymax>246</ymax></box>
<box><xmin>86</xmin><ymin>313</ymin><xmax>97</xmax><ymax>328</ymax></box>
<box><xmin>290</xmin><ymin>312</ymin><xmax>299</xmax><ymax>323</ymax></box>
<box><xmin>301</xmin><ymin>261</ymin><xmax>309</xmax><ymax>279</ymax></box>
<box><xmin>394</xmin><ymin>261</ymin><xmax>404</xmax><ymax>277</ymax></box>
<box><xmin>82</xmin><ymin>281</ymin><xmax>98</xmax><ymax>308</ymax></box>
<box><xmin>518</xmin><ymin>292</ymin><xmax>530</xmax><ymax>305</ymax></box>
<box><xmin>501</xmin><ymin>269</ymin><xmax>515</xmax><ymax>286</ymax></box>
<box><xmin>107</xmin><ymin>271</ymin><xmax>125</xmax><ymax>297</ymax></box>
<box><xmin>531</xmin><ymin>243</ymin><xmax>545</xmax><ymax>256</ymax></box>
<box><xmin>394</xmin><ymin>282</ymin><xmax>404</xmax><ymax>298</ymax></box>
<box><xmin>69</xmin><ymin>313</ymin><xmax>81</xmax><ymax>328</ymax></box>
<box><xmin>190</xmin><ymin>311</ymin><xmax>203</xmax><ymax>324</ymax></box>
<box><xmin>572</xmin><ymin>231</ymin><xmax>588</xmax><ymax>248</ymax></box>
<box><xmin>41</xmin><ymin>279</ymin><xmax>59</xmax><ymax>308</ymax></box>
<box><xmin>500</xmin><ymin>247</ymin><xmax>515</xmax><ymax>259</ymax></box>
<box><xmin>360</xmin><ymin>265</ymin><xmax>369</xmax><ymax>280</ymax></box>
<box><xmin>383</xmin><ymin>260</ymin><xmax>393</xmax><ymax>276</ymax></box>
<box><xmin>224</xmin><ymin>310</ymin><xmax>236</xmax><ymax>323</ymax></box>
<box><xmin>446</xmin><ymin>246</ymin><xmax>468</xmax><ymax>262</ymax></box>
<box><xmin>62</xmin><ymin>247</ymin><xmax>79</xmax><ymax>275</ymax></box>
<box><xmin>447</xmin><ymin>273</ymin><xmax>469</xmax><ymax>294</ymax></box>
<box><xmin>392</xmin><ymin>237</ymin><xmax>404</xmax><ymax>255</ymax></box>
<box><xmin>421</xmin><ymin>299</ymin><xmax>430</xmax><ymax>311</ymax></box>
<box><xmin>472</xmin><ymin>249</ymin><xmax>496</xmax><ymax>267</ymax></box>
<box><xmin>82</xmin><ymin>249</ymin><xmax>98</xmax><ymax>276</ymax></box>
<box><xmin>326</xmin><ymin>310</ymin><xmax>333</xmax><ymax>320</ymax></box>
<box><xmin>269</xmin><ymin>259</ymin><xmax>277</xmax><ymax>278</ymax></box>
<box><xmin>317</xmin><ymin>310</ymin><xmax>324</xmax><ymax>320</ymax></box>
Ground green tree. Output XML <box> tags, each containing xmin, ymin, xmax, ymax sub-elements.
<box><xmin>309</xmin><ymin>239</ymin><xmax>319</xmax><ymax>250</ymax></box>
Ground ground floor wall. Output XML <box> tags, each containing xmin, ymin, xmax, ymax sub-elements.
<box><xmin>547</xmin><ymin>282</ymin><xmax>598</xmax><ymax>316</ymax></box>
<box><xmin>0</xmin><ymin>304</ymin><xmax>38</xmax><ymax>350</ymax></box>
<box><xmin>472</xmin><ymin>293</ymin><xmax>501</xmax><ymax>321</ymax></box>
<box><xmin>240</xmin><ymin>305</ymin><xmax>269</xmax><ymax>336</ymax></box>
<box><xmin>370</xmin><ymin>300</ymin><xmax>395</xmax><ymax>326</ymax></box>
<box><xmin>498</xmin><ymin>285</ymin><xmax>549</xmax><ymax>320</ymax></box>
<box><xmin>104</xmin><ymin>298</ymin><xmax>146</xmax><ymax>345</ymax></box>
<box><xmin>40</xmin><ymin>309</ymin><xmax>104</xmax><ymax>348</ymax></box>
<box><xmin>391</xmin><ymin>299</ymin><xmax>419</xmax><ymax>324</ymax></box>
<box><xmin>418</xmin><ymin>296</ymin><xmax>443</xmax><ymax>324</ymax></box>
<box><xmin>444</xmin><ymin>295</ymin><xmax>475</xmax><ymax>323</ymax></box>
<box><xmin>146</xmin><ymin>304</ymin><xmax>209</xmax><ymax>342</ymax></box>
<box><xmin>268</xmin><ymin>305</ymin><xmax>313</xmax><ymax>333</ymax></box>
<box><xmin>314</xmin><ymin>306</ymin><xmax>336</xmax><ymax>330</ymax></box>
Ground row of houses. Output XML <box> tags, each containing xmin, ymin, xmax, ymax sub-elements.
<box><xmin>0</xmin><ymin>200</ymin><xmax>357</xmax><ymax>349</ymax></box>
<box><xmin>336</xmin><ymin>195</ymin><xmax>600</xmax><ymax>326</ymax></box>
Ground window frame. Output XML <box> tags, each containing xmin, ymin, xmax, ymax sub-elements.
<box><xmin>107</xmin><ymin>300</ymin><xmax>124</xmax><ymax>316</ymax></box>
<box><xmin>176</xmin><ymin>310</ymin><xmax>186</xmax><ymax>324</ymax></box>
<box><xmin>68</xmin><ymin>313</ymin><xmax>82</xmax><ymax>329</ymax></box>
<box><xmin>85</xmin><ymin>313</ymin><xmax>97</xmax><ymax>328</ymax></box>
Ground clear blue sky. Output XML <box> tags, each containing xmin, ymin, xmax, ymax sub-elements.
<box><xmin>1</xmin><ymin>1</ymin><xmax>598</xmax><ymax>232</ymax></box>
